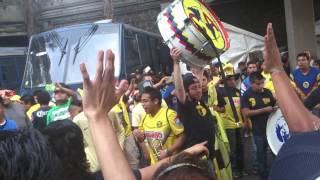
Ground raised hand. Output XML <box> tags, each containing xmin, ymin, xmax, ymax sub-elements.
<box><xmin>170</xmin><ymin>47</ymin><xmax>182</xmax><ymax>63</ymax></box>
<box><xmin>263</xmin><ymin>23</ymin><xmax>284</xmax><ymax>73</ymax></box>
<box><xmin>80</xmin><ymin>49</ymin><xmax>117</xmax><ymax>119</ymax></box>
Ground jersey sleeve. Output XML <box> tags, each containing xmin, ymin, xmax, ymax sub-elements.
<box><xmin>240</xmin><ymin>92</ymin><xmax>250</xmax><ymax>109</ymax></box>
<box><xmin>167</xmin><ymin>109</ymin><xmax>184</xmax><ymax>136</ymax></box>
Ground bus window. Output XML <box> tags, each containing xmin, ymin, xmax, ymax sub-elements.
<box><xmin>124</xmin><ymin>30</ymin><xmax>140</xmax><ymax>75</ymax></box>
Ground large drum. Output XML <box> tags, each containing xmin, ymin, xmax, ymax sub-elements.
<box><xmin>266</xmin><ymin>109</ymin><xmax>291</xmax><ymax>155</ymax></box>
<box><xmin>157</xmin><ymin>0</ymin><xmax>230</xmax><ymax>67</ymax></box>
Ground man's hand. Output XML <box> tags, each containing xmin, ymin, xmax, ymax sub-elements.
<box><xmin>133</xmin><ymin>129</ymin><xmax>145</xmax><ymax>142</ymax></box>
<box><xmin>263</xmin><ymin>23</ymin><xmax>284</xmax><ymax>73</ymax></box>
<box><xmin>184</xmin><ymin>141</ymin><xmax>209</xmax><ymax>157</ymax></box>
<box><xmin>158</xmin><ymin>149</ymin><xmax>169</xmax><ymax>160</ymax></box>
<box><xmin>170</xmin><ymin>48</ymin><xmax>182</xmax><ymax>64</ymax></box>
<box><xmin>80</xmin><ymin>49</ymin><xmax>117</xmax><ymax>119</ymax></box>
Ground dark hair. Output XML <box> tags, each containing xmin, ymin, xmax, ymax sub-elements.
<box><xmin>203</xmin><ymin>70</ymin><xmax>210</xmax><ymax>79</ymax></box>
<box><xmin>297</xmin><ymin>52</ymin><xmax>310</xmax><ymax>60</ymax></box>
<box><xmin>20</xmin><ymin>95</ymin><xmax>36</xmax><ymax>105</ymax></box>
<box><xmin>42</xmin><ymin>120</ymin><xmax>92</xmax><ymax>180</ymax></box>
<box><xmin>0</xmin><ymin>128</ymin><xmax>62</xmax><ymax>180</ymax></box>
<box><xmin>0</xmin><ymin>96</ymin><xmax>4</xmax><ymax>106</ymax></box>
<box><xmin>33</xmin><ymin>90</ymin><xmax>44</xmax><ymax>97</ymax></box>
<box><xmin>58</xmin><ymin>83</ymin><xmax>71</xmax><ymax>90</ymax></box>
<box><xmin>141</xmin><ymin>86</ymin><xmax>162</xmax><ymax>105</ymax></box>
<box><xmin>153</xmin><ymin>152</ymin><xmax>213</xmax><ymax>180</ymax></box>
<box><xmin>246</xmin><ymin>60</ymin><xmax>257</xmax><ymax>67</ymax></box>
<box><xmin>238</xmin><ymin>61</ymin><xmax>246</xmax><ymax>66</ymax></box>
<box><xmin>250</xmin><ymin>72</ymin><xmax>265</xmax><ymax>83</ymax></box>
<box><xmin>37</xmin><ymin>91</ymin><xmax>51</xmax><ymax>105</ymax></box>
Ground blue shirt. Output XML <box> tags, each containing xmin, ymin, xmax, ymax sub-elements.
<box><xmin>0</xmin><ymin>119</ymin><xmax>17</xmax><ymax>131</ymax></box>
<box><xmin>292</xmin><ymin>67</ymin><xmax>320</xmax><ymax>97</ymax></box>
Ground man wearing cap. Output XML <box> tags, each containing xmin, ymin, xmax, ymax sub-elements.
<box><xmin>170</xmin><ymin>48</ymin><xmax>216</xmax><ymax>173</ymax></box>
<box><xmin>46</xmin><ymin>83</ymin><xmax>78</xmax><ymax>125</ymax></box>
<box><xmin>216</xmin><ymin>63</ymin><xmax>244</xmax><ymax>178</ymax></box>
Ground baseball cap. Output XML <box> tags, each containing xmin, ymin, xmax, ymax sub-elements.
<box><xmin>183</xmin><ymin>73</ymin><xmax>200</xmax><ymax>91</ymax></box>
<box><xmin>269</xmin><ymin>131</ymin><xmax>320</xmax><ymax>180</ymax></box>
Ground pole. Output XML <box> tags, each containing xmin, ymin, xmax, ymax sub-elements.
<box><xmin>209</xmin><ymin>41</ymin><xmax>240</xmax><ymax>123</ymax></box>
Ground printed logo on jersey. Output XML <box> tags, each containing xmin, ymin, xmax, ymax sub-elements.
<box><xmin>262</xmin><ymin>98</ymin><xmax>271</xmax><ymax>105</ymax></box>
<box><xmin>145</xmin><ymin>131</ymin><xmax>164</xmax><ymax>140</ymax></box>
<box><xmin>303</xmin><ymin>81</ymin><xmax>310</xmax><ymax>88</ymax></box>
<box><xmin>196</xmin><ymin>104</ymin><xmax>207</xmax><ymax>117</ymax></box>
<box><xmin>249</xmin><ymin>98</ymin><xmax>256</xmax><ymax>107</ymax></box>
<box><xmin>156</xmin><ymin>121</ymin><xmax>163</xmax><ymax>128</ymax></box>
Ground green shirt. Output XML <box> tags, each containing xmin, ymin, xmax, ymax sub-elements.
<box><xmin>47</xmin><ymin>98</ymin><xmax>72</xmax><ymax>125</ymax></box>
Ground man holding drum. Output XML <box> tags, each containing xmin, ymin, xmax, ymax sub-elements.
<box><xmin>170</xmin><ymin>47</ymin><xmax>216</xmax><ymax>175</ymax></box>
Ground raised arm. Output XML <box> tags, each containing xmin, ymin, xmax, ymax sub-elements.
<box><xmin>171</xmin><ymin>48</ymin><xmax>186</xmax><ymax>104</ymax></box>
<box><xmin>263</xmin><ymin>23</ymin><xmax>319</xmax><ymax>132</ymax></box>
<box><xmin>80</xmin><ymin>50</ymin><xmax>135</xmax><ymax>180</ymax></box>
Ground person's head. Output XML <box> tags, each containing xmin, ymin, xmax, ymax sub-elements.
<box><xmin>183</xmin><ymin>74</ymin><xmax>202</xmax><ymax>101</ymax></box>
<box><xmin>246</xmin><ymin>61</ymin><xmax>258</xmax><ymax>75</ymax></box>
<box><xmin>115</xmin><ymin>79</ymin><xmax>129</xmax><ymax>99</ymax></box>
<box><xmin>33</xmin><ymin>90</ymin><xmax>44</xmax><ymax>103</ymax></box>
<box><xmin>37</xmin><ymin>90</ymin><xmax>51</xmax><ymax>106</ymax></box>
<box><xmin>202</xmin><ymin>71</ymin><xmax>210</xmax><ymax>91</ymax></box>
<box><xmin>68</xmin><ymin>100</ymin><xmax>83</xmax><ymax>120</ymax></box>
<box><xmin>238</xmin><ymin>61</ymin><xmax>246</xmax><ymax>72</ymax></box>
<box><xmin>0</xmin><ymin>128</ymin><xmax>62</xmax><ymax>180</ymax></box>
<box><xmin>225</xmin><ymin>76</ymin><xmax>236</xmax><ymax>88</ymax></box>
<box><xmin>210</xmin><ymin>62</ymin><xmax>220</xmax><ymax>76</ymax></box>
<box><xmin>43</xmin><ymin>120</ymin><xmax>90</xmax><ymax>180</ymax></box>
<box><xmin>54</xmin><ymin>83</ymin><xmax>70</xmax><ymax>105</ymax></box>
<box><xmin>250</xmin><ymin>72</ymin><xmax>265</xmax><ymax>92</ymax></box>
<box><xmin>312</xmin><ymin>59</ymin><xmax>320</xmax><ymax>69</ymax></box>
<box><xmin>153</xmin><ymin>152</ymin><xmax>213</xmax><ymax>180</ymax></box>
<box><xmin>20</xmin><ymin>95</ymin><xmax>36</xmax><ymax>111</ymax></box>
<box><xmin>141</xmin><ymin>86</ymin><xmax>162</xmax><ymax>114</ymax></box>
<box><xmin>296</xmin><ymin>52</ymin><xmax>310</xmax><ymax>70</ymax></box>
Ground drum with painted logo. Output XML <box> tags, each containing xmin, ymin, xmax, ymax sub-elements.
<box><xmin>157</xmin><ymin>0</ymin><xmax>230</xmax><ymax>67</ymax></box>
<box><xmin>266</xmin><ymin>109</ymin><xmax>291</xmax><ymax>155</ymax></box>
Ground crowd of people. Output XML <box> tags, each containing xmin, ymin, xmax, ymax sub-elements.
<box><xmin>0</xmin><ymin>23</ymin><xmax>320</xmax><ymax>180</ymax></box>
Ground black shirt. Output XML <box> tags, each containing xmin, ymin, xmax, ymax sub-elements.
<box><xmin>177</xmin><ymin>99</ymin><xmax>216</xmax><ymax>159</ymax></box>
<box><xmin>32</xmin><ymin>106</ymin><xmax>51</xmax><ymax>131</ymax></box>
<box><xmin>240</xmin><ymin>88</ymin><xmax>276</xmax><ymax>136</ymax></box>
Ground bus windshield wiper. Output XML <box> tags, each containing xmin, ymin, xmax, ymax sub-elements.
<box><xmin>72</xmin><ymin>24</ymin><xmax>98</xmax><ymax>64</ymax></box>
<box><xmin>58</xmin><ymin>39</ymin><xmax>68</xmax><ymax>65</ymax></box>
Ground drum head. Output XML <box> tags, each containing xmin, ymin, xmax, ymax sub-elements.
<box><xmin>266</xmin><ymin>109</ymin><xmax>291</xmax><ymax>155</ymax></box>
<box><xmin>182</xmin><ymin>0</ymin><xmax>229</xmax><ymax>52</ymax></box>
<box><xmin>157</xmin><ymin>0</ymin><xmax>230</xmax><ymax>68</ymax></box>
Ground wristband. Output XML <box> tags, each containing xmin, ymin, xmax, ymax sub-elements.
<box><xmin>269</xmin><ymin>67</ymin><xmax>285</xmax><ymax>74</ymax></box>
<box><xmin>174</xmin><ymin>59</ymin><xmax>181</xmax><ymax>65</ymax></box>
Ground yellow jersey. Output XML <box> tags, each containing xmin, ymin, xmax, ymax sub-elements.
<box><xmin>139</xmin><ymin>107</ymin><xmax>184</xmax><ymax>164</ymax></box>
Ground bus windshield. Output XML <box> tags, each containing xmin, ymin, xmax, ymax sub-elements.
<box><xmin>22</xmin><ymin>23</ymin><xmax>121</xmax><ymax>89</ymax></box>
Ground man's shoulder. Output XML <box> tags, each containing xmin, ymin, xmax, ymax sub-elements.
<box><xmin>262</xmin><ymin>88</ymin><xmax>274</xmax><ymax>96</ymax></box>
<box><xmin>242</xmin><ymin>88</ymin><xmax>253</xmax><ymax>96</ymax></box>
